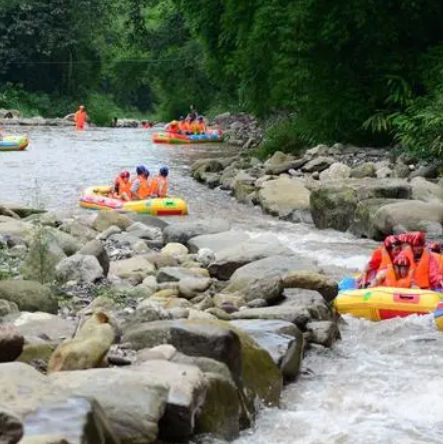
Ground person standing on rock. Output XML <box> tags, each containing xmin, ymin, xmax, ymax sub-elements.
<box><xmin>74</xmin><ymin>105</ymin><xmax>89</xmax><ymax>131</ymax></box>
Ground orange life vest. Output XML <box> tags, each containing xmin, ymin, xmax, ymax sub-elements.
<box><xmin>152</xmin><ymin>175</ymin><xmax>168</xmax><ymax>197</ymax></box>
<box><xmin>167</xmin><ymin>123</ymin><xmax>179</xmax><ymax>133</ymax></box>
<box><xmin>74</xmin><ymin>110</ymin><xmax>87</xmax><ymax>129</ymax></box>
<box><xmin>115</xmin><ymin>177</ymin><xmax>132</xmax><ymax>199</ymax></box>
<box><xmin>137</xmin><ymin>177</ymin><xmax>153</xmax><ymax>199</ymax></box>
<box><xmin>379</xmin><ymin>246</ymin><xmax>396</xmax><ymax>270</ymax></box>
<box><xmin>410</xmin><ymin>248</ymin><xmax>431</xmax><ymax>289</ymax></box>
<box><xmin>382</xmin><ymin>265</ymin><xmax>413</xmax><ymax>288</ymax></box>
<box><xmin>197</xmin><ymin>122</ymin><xmax>206</xmax><ymax>134</ymax></box>
<box><xmin>178</xmin><ymin>121</ymin><xmax>187</xmax><ymax>133</ymax></box>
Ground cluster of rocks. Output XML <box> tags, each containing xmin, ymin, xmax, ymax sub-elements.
<box><xmin>213</xmin><ymin>113</ymin><xmax>264</xmax><ymax>150</ymax></box>
<box><xmin>0</xmin><ymin>205</ymin><xmax>339</xmax><ymax>443</ymax></box>
<box><xmin>192</xmin><ymin>144</ymin><xmax>443</xmax><ymax>240</ymax></box>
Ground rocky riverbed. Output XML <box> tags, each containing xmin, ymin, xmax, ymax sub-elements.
<box><xmin>191</xmin><ymin>144</ymin><xmax>443</xmax><ymax>241</ymax></box>
<box><xmin>0</xmin><ymin>205</ymin><xmax>340</xmax><ymax>443</ymax></box>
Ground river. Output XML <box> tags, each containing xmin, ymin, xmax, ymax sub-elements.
<box><xmin>3</xmin><ymin>127</ymin><xmax>443</xmax><ymax>443</ymax></box>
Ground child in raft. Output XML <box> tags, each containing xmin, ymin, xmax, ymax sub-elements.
<box><xmin>110</xmin><ymin>170</ymin><xmax>132</xmax><ymax>200</ymax></box>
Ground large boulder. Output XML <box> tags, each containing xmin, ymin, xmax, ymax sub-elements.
<box><xmin>0</xmin><ymin>363</ymin><xmax>120</xmax><ymax>444</ymax></box>
<box><xmin>163</xmin><ymin>219</ymin><xmax>231</xmax><ymax>244</ymax></box>
<box><xmin>55</xmin><ymin>254</ymin><xmax>104</xmax><ymax>284</ymax></box>
<box><xmin>92</xmin><ymin>211</ymin><xmax>133</xmax><ymax>232</ymax></box>
<box><xmin>310</xmin><ymin>179</ymin><xmax>411</xmax><ymax>231</ymax></box>
<box><xmin>232</xmin><ymin>171</ymin><xmax>256</xmax><ymax>203</ymax></box>
<box><xmin>373</xmin><ymin>200</ymin><xmax>443</xmax><ymax>237</ymax></box>
<box><xmin>187</xmin><ymin>230</ymin><xmax>251</xmax><ymax>254</ymax></box>
<box><xmin>410</xmin><ymin>177</ymin><xmax>443</xmax><ymax>204</ymax></box>
<box><xmin>257</xmin><ymin>177</ymin><xmax>311</xmax><ymax>222</ymax></box>
<box><xmin>227</xmin><ymin>255</ymin><xmax>320</xmax><ymax>289</ymax></box>
<box><xmin>230</xmin><ymin>320</ymin><xmax>304</xmax><ymax>382</ymax></box>
<box><xmin>122</xmin><ymin>319</ymin><xmax>283</xmax><ymax>417</ymax></box>
<box><xmin>0</xmin><ymin>281</ymin><xmax>58</xmax><ymax>313</ymax></box>
<box><xmin>208</xmin><ymin>235</ymin><xmax>292</xmax><ymax>280</ymax></box>
<box><xmin>350</xmin><ymin>162</ymin><xmax>376</xmax><ymax>178</ymax></box>
<box><xmin>50</xmin><ymin>361</ymin><xmax>206</xmax><ymax>443</ymax></box>
<box><xmin>302</xmin><ymin>156</ymin><xmax>335</xmax><ymax>173</ymax></box>
<box><xmin>282</xmin><ymin>271</ymin><xmax>338</xmax><ymax>302</ymax></box>
<box><xmin>350</xmin><ymin>198</ymin><xmax>408</xmax><ymax>238</ymax></box>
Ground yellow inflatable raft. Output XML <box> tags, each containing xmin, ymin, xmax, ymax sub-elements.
<box><xmin>335</xmin><ymin>287</ymin><xmax>442</xmax><ymax>321</ymax></box>
<box><xmin>79</xmin><ymin>186</ymin><xmax>188</xmax><ymax>216</ymax></box>
<box><xmin>0</xmin><ymin>135</ymin><xmax>29</xmax><ymax>151</ymax></box>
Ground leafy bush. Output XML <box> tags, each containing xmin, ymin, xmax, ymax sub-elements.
<box><xmin>254</xmin><ymin>117</ymin><xmax>314</xmax><ymax>160</ymax></box>
<box><xmin>86</xmin><ymin>93</ymin><xmax>125</xmax><ymax>126</ymax></box>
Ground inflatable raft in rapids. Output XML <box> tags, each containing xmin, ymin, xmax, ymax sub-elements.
<box><xmin>79</xmin><ymin>186</ymin><xmax>188</xmax><ymax>216</ymax></box>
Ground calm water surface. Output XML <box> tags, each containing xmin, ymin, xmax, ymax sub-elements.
<box><xmin>2</xmin><ymin>126</ymin><xmax>441</xmax><ymax>444</ymax></box>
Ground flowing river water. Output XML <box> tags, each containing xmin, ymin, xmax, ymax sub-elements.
<box><xmin>3</xmin><ymin>127</ymin><xmax>443</xmax><ymax>443</ymax></box>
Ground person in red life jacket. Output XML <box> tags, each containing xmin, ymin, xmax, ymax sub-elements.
<box><xmin>111</xmin><ymin>170</ymin><xmax>132</xmax><ymax>200</ymax></box>
<box><xmin>74</xmin><ymin>105</ymin><xmax>88</xmax><ymax>130</ymax></box>
<box><xmin>151</xmin><ymin>166</ymin><xmax>169</xmax><ymax>198</ymax></box>
<box><xmin>358</xmin><ymin>235</ymin><xmax>402</xmax><ymax>288</ymax></box>
<box><xmin>166</xmin><ymin>120</ymin><xmax>179</xmax><ymax>133</ymax></box>
<box><xmin>131</xmin><ymin>165</ymin><xmax>153</xmax><ymax>200</ymax></box>
<box><xmin>408</xmin><ymin>231</ymin><xmax>443</xmax><ymax>289</ymax></box>
<box><xmin>370</xmin><ymin>252</ymin><xmax>414</xmax><ymax>288</ymax></box>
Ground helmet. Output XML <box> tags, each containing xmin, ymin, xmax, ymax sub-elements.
<box><xmin>120</xmin><ymin>170</ymin><xmax>130</xmax><ymax>179</ymax></box>
<box><xmin>409</xmin><ymin>232</ymin><xmax>426</xmax><ymax>247</ymax></box>
<box><xmin>179</xmin><ymin>116</ymin><xmax>184</xmax><ymax>120</ymax></box>
<box><xmin>397</xmin><ymin>233</ymin><xmax>409</xmax><ymax>244</ymax></box>
<box><xmin>136</xmin><ymin>165</ymin><xmax>148</xmax><ymax>176</ymax></box>
<box><xmin>198</xmin><ymin>116</ymin><xmax>204</xmax><ymax>121</ymax></box>
<box><xmin>171</xmin><ymin>120</ymin><xmax>178</xmax><ymax>125</ymax></box>
<box><xmin>79</xmin><ymin>105</ymin><xmax>85</xmax><ymax>109</ymax></box>
<box><xmin>384</xmin><ymin>235</ymin><xmax>400</xmax><ymax>249</ymax></box>
<box><xmin>429</xmin><ymin>242</ymin><xmax>442</xmax><ymax>254</ymax></box>
<box><xmin>393</xmin><ymin>253</ymin><xmax>410</xmax><ymax>267</ymax></box>
<box><xmin>160</xmin><ymin>166</ymin><xmax>169</xmax><ymax>177</ymax></box>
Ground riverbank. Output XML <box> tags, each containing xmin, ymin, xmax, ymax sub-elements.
<box><xmin>191</xmin><ymin>144</ymin><xmax>443</xmax><ymax>241</ymax></box>
<box><xmin>0</xmin><ymin>206</ymin><xmax>340</xmax><ymax>443</ymax></box>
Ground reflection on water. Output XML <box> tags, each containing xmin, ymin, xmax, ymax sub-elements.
<box><xmin>2</xmin><ymin>126</ymin><xmax>440</xmax><ymax>443</ymax></box>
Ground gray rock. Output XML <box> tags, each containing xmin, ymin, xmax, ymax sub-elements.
<box><xmin>0</xmin><ymin>404</ymin><xmax>23</xmax><ymax>444</ymax></box>
<box><xmin>56</xmin><ymin>254</ymin><xmax>104</xmax><ymax>284</ymax></box>
<box><xmin>230</xmin><ymin>319</ymin><xmax>304</xmax><ymax>381</ymax></box>
<box><xmin>0</xmin><ymin>281</ymin><xmax>58</xmax><ymax>314</ymax></box>
<box><xmin>187</xmin><ymin>230</ymin><xmax>251</xmax><ymax>254</ymax></box>
<box><xmin>109</xmin><ymin>256</ymin><xmax>156</xmax><ymax>283</ymax></box>
<box><xmin>196</xmin><ymin>248</ymin><xmax>216</xmax><ymax>268</ymax></box>
<box><xmin>302</xmin><ymin>156</ymin><xmax>335</xmax><ymax>173</ymax></box>
<box><xmin>231</xmin><ymin>306</ymin><xmax>310</xmax><ymax>329</ymax></box>
<box><xmin>78</xmin><ymin>240</ymin><xmax>110</xmax><ymax>276</ymax></box>
<box><xmin>157</xmin><ymin>267</ymin><xmax>206</xmax><ymax>283</ymax></box>
<box><xmin>0</xmin><ymin>324</ymin><xmax>24</xmax><ymax>362</ymax></box>
<box><xmin>59</xmin><ymin>219</ymin><xmax>98</xmax><ymax>242</ymax></box>
<box><xmin>350</xmin><ymin>162</ymin><xmax>376</xmax><ymax>178</ymax></box>
<box><xmin>319</xmin><ymin>162</ymin><xmax>351</xmax><ymax>181</ymax></box>
<box><xmin>92</xmin><ymin>211</ymin><xmax>133</xmax><ymax>232</ymax></box>
<box><xmin>96</xmin><ymin>225</ymin><xmax>121</xmax><ymax>240</ymax></box>
<box><xmin>0</xmin><ymin>299</ymin><xmax>19</xmax><ymax>317</ymax></box>
<box><xmin>208</xmin><ymin>235</ymin><xmax>292</xmax><ymax>280</ymax></box>
<box><xmin>306</xmin><ymin>320</ymin><xmax>341</xmax><ymax>347</ymax></box>
<box><xmin>164</xmin><ymin>219</ymin><xmax>231</xmax><ymax>245</ymax></box>
<box><xmin>409</xmin><ymin>165</ymin><xmax>439</xmax><ymax>179</ymax></box>
<box><xmin>178</xmin><ymin>277</ymin><xmax>212</xmax><ymax>299</ymax></box>
<box><xmin>126</xmin><ymin>222</ymin><xmax>163</xmax><ymax>241</ymax></box>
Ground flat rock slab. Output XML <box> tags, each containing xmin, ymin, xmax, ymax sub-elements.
<box><xmin>163</xmin><ymin>219</ymin><xmax>231</xmax><ymax>244</ymax></box>
<box><xmin>187</xmin><ymin>230</ymin><xmax>251</xmax><ymax>254</ymax></box>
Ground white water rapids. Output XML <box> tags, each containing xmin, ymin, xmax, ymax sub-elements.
<box><xmin>2</xmin><ymin>126</ymin><xmax>442</xmax><ymax>443</ymax></box>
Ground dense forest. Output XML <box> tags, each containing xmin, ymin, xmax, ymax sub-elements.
<box><xmin>1</xmin><ymin>0</ymin><xmax>443</xmax><ymax>157</ymax></box>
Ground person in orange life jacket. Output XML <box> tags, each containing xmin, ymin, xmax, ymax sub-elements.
<box><xmin>151</xmin><ymin>166</ymin><xmax>169</xmax><ymax>198</ymax></box>
<box><xmin>370</xmin><ymin>252</ymin><xmax>414</xmax><ymax>288</ymax></box>
<box><xmin>112</xmin><ymin>170</ymin><xmax>132</xmax><ymax>200</ymax></box>
<box><xmin>74</xmin><ymin>105</ymin><xmax>88</xmax><ymax>130</ymax></box>
<box><xmin>408</xmin><ymin>231</ymin><xmax>443</xmax><ymax>289</ymax></box>
<box><xmin>166</xmin><ymin>120</ymin><xmax>179</xmax><ymax>133</ymax></box>
<box><xmin>131</xmin><ymin>165</ymin><xmax>153</xmax><ymax>200</ymax></box>
<box><xmin>178</xmin><ymin>116</ymin><xmax>187</xmax><ymax>134</ymax></box>
<box><xmin>358</xmin><ymin>235</ymin><xmax>402</xmax><ymax>288</ymax></box>
<box><xmin>196</xmin><ymin>116</ymin><xmax>206</xmax><ymax>134</ymax></box>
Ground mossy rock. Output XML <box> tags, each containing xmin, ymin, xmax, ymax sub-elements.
<box><xmin>310</xmin><ymin>185</ymin><xmax>358</xmax><ymax>231</ymax></box>
<box><xmin>17</xmin><ymin>342</ymin><xmax>58</xmax><ymax>368</ymax></box>
<box><xmin>195</xmin><ymin>373</ymin><xmax>240</xmax><ymax>440</ymax></box>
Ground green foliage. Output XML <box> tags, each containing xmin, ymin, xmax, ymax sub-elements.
<box><xmin>86</xmin><ymin>93</ymin><xmax>125</xmax><ymax>127</ymax></box>
<box><xmin>254</xmin><ymin>117</ymin><xmax>313</xmax><ymax>160</ymax></box>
